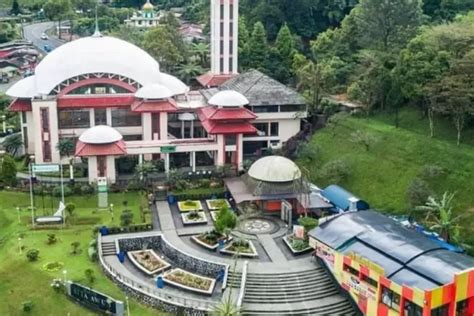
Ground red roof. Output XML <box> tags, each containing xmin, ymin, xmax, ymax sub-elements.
<box><xmin>197</xmin><ymin>106</ymin><xmax>256</xmax><ymax>121</ymax></box>
<box><xmin>75</xmin><ymin>140</ymin><xmax>127</xmax><ymax>157</ymax></box>
<box><xmin>201</xmin><ymin>120</ymin><xmax>257</xmax><ymax>135</ymax></box>
<box><xmin>57</xmin><ymin>95</ymin><xmax>135</xmax><ymax>108</ymax></box>
<box><xmin>196</xmin><ymin>72</ymin><xmax>235</xmax><ymax>88</ymax></box>
<box><xmin>8</xmin><ymin>98</ymin><xmax>32</xmax><ymax>112</ymax></box>
<box><xmin>131</xmin><ymin>99</ymin><xmax>178</xmax><ymax>113</ymax></box>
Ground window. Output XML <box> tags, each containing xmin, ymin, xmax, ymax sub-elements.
<box><xmin>404</xmin><ymin>300</ymin><xmax>423</xmax><ymax>316</ymax></box>
<box><xmin>381</xmin><ymin>287</ymin><xmax>401</xmax><ymax>312</ymax></box>
<box><xmin>229</xmin><ymin>40</ymin><xmax>233</xmax><ymax>54</ymax></box>
<box><xmin>41</xmin><ymin>108</ymin><xmax>49</xmax><ymax>132</ymax></box>
<box><xmin>220</xmin><ymin>4</ymin><xmax>224</xmax><ymax>18</ymax></box>
<box><xmin>270</xmin><ymin>122</ymin><xmax>279</xmax><ymax>136</ymax></box>
<box><xmin>23</xmin><ymin>126</ymin><xmax>28</xmax><ymax>148</ymax></box>
<box><xmin>122</xmin><ymin>135</ymin><xmax>142</xmax><ymax>141</ymax></box>
<box><xmin>220</xmin><ymin>58</ymin><xmax>224</xmax><ymax>73</ymax></box>
<box><xmin>97</xmin><ymin>156</ymin><xmax>106</xmax><ymax>177</ymax></box>
<box><xmin>252</xmin><ymin>105</ymin><xmax>279</xmax><ymax>113</ymax></box>
<box><xmin>229</xmin><ymin>22</ymin><xmax>233</xmax><ymax>36</ymax></box>
<box><xmin>343</xmin><ymin>264</ymin><xmax>359</xmax><ymax>276</ymax></box>
<box><xmin>21</xmin><ymin>111</ymin><xmax>27</xmax><ymax>124</ymax></box>
<box><xmin>220</xmin><ymin>22</ymin><xmax>224</xmax><ymax>35</ymax></box>
<box><xmin>58</xmin><ymin>110</ymin><xmax>90</xmax><ymax>129</ymax></box>
<box><xmin>111</xmin><ymin>109</ymin><xmax>141</xmax><ymax>127</ymax></box>
<box><xmin>225</xmin><ymin>135</ymin><xmax>236</xmax><ymax>146</ymax></box>
<box><xmin>361</xmin><ymin>274</ymin><xmax>378</xmax><ymax>288</ymax></box>
<box><xmin>280</xmin><ymin>104</ymin><xmax>307</xmax><ymax>112</ymax></box>
<box><xmin>456</xmin><ymin>299</ymin><xmax>469</xmax><ymax>316</ymax></box>
<box><xmin>220</xmin><ymin>40</ymin><xmax>224</xmax><ymax>54</ymax></box>
<box><xmin>432</xmin><ymin>305</ymin><xmax>449</xmax><ymax>316</ymax></box>
<box><xmin>68</xmin><ymin>84</ymin><xmax>130</xmax><ymax>95</ymax></box>
<box><xmin>229</xmin><ymin>57</ymin><xmax>233</xmax><ymax>72</ymax></box>
<box><xmin>94</xmin><ymin>109</ymin><xmax>107</xmax><ymax>126</ymax></box>
<box><xmin>229</xmin><ymin>4</ymin><xmax>234</xmax><ymax>19</ymax></box>
<box><xmin>253</xmin><ymin>123</ymin><xmax>268</xmax><ymax>136</ymax></box>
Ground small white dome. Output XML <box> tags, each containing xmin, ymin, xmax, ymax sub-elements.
<box><xmin>208</xmin><ymin>90</ymin><xmax>249</xmax><ymax>107</ymax></box>
<box><xmin>248</xmin><ymin>156</ymin><xmax>301</xmax><ymax>183</ymax></box>
<box><xmin>178</xmin><ymin>112</ymin><xmax>196</xmax><ymax>121</ymax></box>
<box><xmin>159</xmin><ymin>73</ymin><xmax>189</xmax><ymax>95</ymax></box>
<box><xmin>135</xmin><ymin>83</ymin><xmax>173</xmax><ymax>99</ymax></box>
<box><xmin>79</xmin><ymin>125</ymin><xmax>122</xmax><ymax>144</ymax></box>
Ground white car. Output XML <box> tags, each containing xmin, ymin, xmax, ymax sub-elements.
<box><xmin>40</xmin><ymin>33</ymin><xmax>48</xmax><ymax>40</ymax></box>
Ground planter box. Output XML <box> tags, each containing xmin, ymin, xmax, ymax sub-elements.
<box><xmin>163</xmin><ymin>268</ymin><xmax>216</xmax><ymax>295</ymax></box>
<box><xmin>283</xmin><ymin>235</ymin><xmax>312</xmax><ymax>255</ymax></box>
<box><xmin>181</xmin><ymin>211</ymin><xmax>208</xmax><ymax>225</ymax></box>
<box><xmin>177</xmin><ymin>200</ymin><xmax>203</xmax><ymax>212</ymax></box>
<box><xmin>191</xmin><ymin>235</ymin><xmax>233</xmax><ymax>251</ymax></box>
<box><xmin>127</xmin><ymin>250</ymin><xmax>171</xmax><ymax>275</ymax></box>
<box><xmin>220</xmin><ymin>240</ymin><xmax>258</xmax><ymax>258</ymax></box>
<box><xmin>205</xmin><ymin>199</ymin><xmax>231</xmax><ymax>210</ymax></box>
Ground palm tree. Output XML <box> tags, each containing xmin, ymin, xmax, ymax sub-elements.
<box><xmin>3</xmin><ymin>133</ymin><xmax>23</xmax><ymax>156</ymax></box>
<box><xmin>190</xmin><ymin>42</ymin><xmax>210</xmax><ymax>67</ymax></box>
<box><xmin>176</xmin><ymin>62</ymin><xmax>204</xmax><ymax>84</ymax></box>
<box><xmin>56</xmin><ymin>138</ymin><xmax>75</xmax><ymax>181</ymax></box>
<box><xmin>416</xmin><ymin>192</ymin><xmax>466</xmax><ymax>243</ymax></box>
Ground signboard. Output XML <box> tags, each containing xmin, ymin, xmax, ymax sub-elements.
<box><xmin>293</xmin><ymin>225</ymin><xmax>305</xmax><ymax>240</ymax></box>
<box><xmin>97</xmin><ymin>177</ymin><xmax>108</xmax><ymax>193</ymax></box>
<box><xmin>346</xmin><ymin>251</ymin><xmax>385</xmax><ymax>275</ymax></box>
<box><xmin>32</xmin><ymin>164</ymin><xmax>60</xmax><ymax>173</ymax></box>
<box><xmin>160</xmin><ymin>146</ymin><xmax>176</xmax><ymax>154</ymax></box>
<box><xmin>315</xmin><ymin>241</ymin><xmax>335</xmax><ymax>268</ymax></box>
<box><xmin>67</xmin><ymin>281</ymin><xmax>124</xmax><ymax>316</ymax></box>
<box><xmin>346</xmin><ymin>276</ymin><xmax>377</xmax><ymax>300</ymax></box>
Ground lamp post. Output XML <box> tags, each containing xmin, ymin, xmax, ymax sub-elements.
<box><xmin>1</xmin><ymin>115</ymin><xmax>6</xmax><ymax>134</ymax></box>
<box><xmin>125</xmin><ymin>296</ymin><xmax>130</xmax><ymax>316</ymax></box>
<box><xmin>18</xmin><ymin>237</ymin><xmax>22</xmax><ymax>254</ymax></box>
<box><xmin>62</xmin><ymin>269</ymin><xmax>68</xmax><ymax>284</ymax></box>
<box><xmin>17</xmin><ymin>206</ymin><xmax>21</xmax><ymax>224</ymax></box>
<box><xmin>110</xmin><ymin>203</ymin><xmax>114</xmax><ymax>222</ymax></box>
<box><xmin>29</xmin><ymin>155</ymin><xmax>35</xmax><ymax>228</ymax></box>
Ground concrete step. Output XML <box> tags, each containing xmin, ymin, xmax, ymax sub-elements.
<box><xmin>231</xmin><ymin>268</ymin><xmax>324</xmax><ymax>278</ymax></box>
<box><xmin>101</xmin><ymin>242</ymin><xmax>116</xmax><ymax>256</ymax></box>
<box><xmin>244</xmin><ymin>290</ymin><xmax>340</xmax><ymax>304</ymax></box>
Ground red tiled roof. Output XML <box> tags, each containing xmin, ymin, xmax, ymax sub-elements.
<box><xmin>8</xmin><ymin>98</ymin><xmax>32</xmax><ymax>112</ymax></box>
<box><xmin>198</xmin><ymin>106</ymin><xmax>256</xmax><ymax>121</ymax></box>
<box><xmin>75</xmin><ymin>140</ymin><xmax>127</xmax><ymax>157</ymax></box>
<box><xmin>131</xmin><ymin>99</ymin><xmax>178</xmax><ymax>113</ymax></box>
<box><xmin>201</xmin><ymin>120</ymin><xmax>257</xmax><ymax>135</ymax></box>
<box><xmin>196</xmin><ymin>72</ymin><xmax>235</xmax><ymax>88</ymax></box>
<box><xmin>57</xmin><ymin>95</ymin><xmax>135</xmax><ymax>108</ymax></box>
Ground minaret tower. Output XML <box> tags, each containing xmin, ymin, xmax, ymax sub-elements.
<box><xmin>197</xmin><ymin>0</ymin><xmax>238</xmax><ymax>88</ymax></box>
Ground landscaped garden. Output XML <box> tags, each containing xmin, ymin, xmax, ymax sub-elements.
<box><xmin>221</xmin><ymin>239</ymin><xmax>258</xmax><ymax>258</ymax></box>
<box><xmin>177</xmin><ymin>200</ymin><xmax>203</xmax><ymax>212</ymax></box>
<box><xmin>181</xmin><ymin>210</ymin><xmax>208</xmax><ymax>225</ymax></box>
<box><xmin>0</xmin><ymin>190</ymin><xmax>158</xmax><ymax>315</ymax></box>
<box><xmin>206</xmin><ymin>199</ymin><xmax>231</xmax><ymax>210</ymax></box>
<box><xmin>128</xmin><ymin>250</ymin><xmax>171</xmax><ymax>275</ymax></box>
<box><xmin>163</xmin><ymin>268</ymin><xmax>216</xmax><ymax>295</ymax></box>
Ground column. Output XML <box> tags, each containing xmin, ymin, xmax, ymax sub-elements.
<box><xmin>215</xmin><ymin>134</ymin><xmax>225</xmax><ymax>167</ymax></box>
<box><xmin>138</xmin><ymin>154</ymin><xmax>144</xmax><ymax>180</ymax></box>
<box><xmin>142</xmin><ymin>113</ymin><xmax>153</xmax><ymax>160</ymax></box>
<box><xmin>190</xmin><ymin>152</ymin><xmax>196</xmax><ymax>172</ymax></box>
<box><xmin>106</xmin><ymin>156</ymin><xmax>116</xmax><ymax>184</ymax></box>
<box><xmin>87</xmin><ymin>157</ymin><xmax>97</xmax><ymax>184</ymax></box>
<box><xmin>164</xmin><ymin>153</ymin><xmax>170</xmax><ymax>173</ymax></box>
<box><xmin>160</xmin><ymin>112</ymin><xmax>168</xmax><ymax>140</ymax></box>
<box><xmin>237</xmin><ymin>133</ymin><xmax>243</xmax><ymax>171</ymax></box>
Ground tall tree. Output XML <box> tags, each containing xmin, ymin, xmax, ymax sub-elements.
<box><xmin>143</xmin><ymin>26</ymin><xmax>185</xmax><ymax>73</ymax></box>
<box><xmin>238</xmin><ymin>16</ymin><xmax>251</xmax><ymax>71</ymax></box>
<box><xmin>271</xmin><ymin>23</ymin><xmax>297</xmax><ymax>82</ymax></box>
<box><xmin>10</xmin><ymin>0</ymin><xmax>21</xmax><ymax>15</ymax></box>
<box><xmin>247</xmin><ymin>22</ymin><xmax>269</xmax><ymax>72</ymax></box>
<box><xmin>3</xmin><ymin>134</ymin><xmax>23</xmax><ymax>156</ymax></box>
<box><xmin>43</xmin><ymin>0</ymin><xmax>73</xmax><ymax>40</ymax></box>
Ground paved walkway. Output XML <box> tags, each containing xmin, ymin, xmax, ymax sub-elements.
<box><xmin>257</xmin><ymin>234</ymin><xmax>288</xmax><ymax>263</ymax></box>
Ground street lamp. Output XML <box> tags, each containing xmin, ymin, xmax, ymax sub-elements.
<box><xmin>17</xmin><ymin>206</ymin><xmax>21</xmax><ymax>224</ymax></box>
<box><xmin>62</xmin><ymin>270</ymin><xmax>68</xmax><ymax>283</ymax></box>
<box><xmin>125</xmin><ymin>296</ymin><xmax>130</xmax><ymax>316</ymax></box>
<box><xmin>110</xmin><ymin>203</ymin><xmax>114</xmax><ymax>222</ymax></box>
<box><xmin>18</xmin><ymin>237</ymin><xmax>22</xmax><ymax>254</ymax></box>
<box><xmin>1</xmin><ymin>115</ymin><xmax>6</xmax><ymax>134</ymax></box>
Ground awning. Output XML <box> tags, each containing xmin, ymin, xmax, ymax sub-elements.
<box><xmin>224</xmin><ymin>177</ymin><xmax>298</xmax><ymax>204</ymax></box>
<box><xmin>58</xmin><ymin>95</ymin><xmax>135</xmax><ymax>108</ymax></box>
<box><xmin>75</xmin><ymin>140</ymin><xmax>127</xmax><ymax>157</ymax></box>
<box><xmin>131</xmin><ymin>99</ymin><xmax>178</xmax><ymax>112</ymax></box>
<box><xmin>8</xmin><ymin>98</ymin><xmax>32</xmax><ymax>112</ymax></box>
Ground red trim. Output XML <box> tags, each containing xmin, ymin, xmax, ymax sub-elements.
<box><xmin>57</xmin><ymin>95</ymin><xmax>135</xmax><ymax>108</ymax></box>
<box><xmin>131</xmin><ymin>99</ymin><xmax>178</xmax><ymax>113</ymax></box>
<box><xmin>201</xmin><ymin>120</ymin><xmax>257</xmax><ymax>134</ymax></box>
<box><xmin>75</xmin><ymin>140</ymin><xmax>126</xmax><ymax>157</ymax></box>
<box><xmin>468</xmin><ymin>270</ymin><xmax>474</xmax><ymax>298</ymax></box>
<box><xmin>196</xmin><ymin>72</ymin><xmax>235</xmax><ymax>87</ymax></box>
<box><xmin>8</xmin><ymin>98</ymin><xmax>32</xmax><ymax>112</ymax></box>
<box><xmin>402</xmin><ymin>286</ymin><xmax>414</xmax><ymax>301</ymax></box>
<box><xmin>57</xmin><ymin>77</ymin><xmax>137</xmax><ymax>97</ymax></box>
<box><xmin>198</xmin><ymin>106</ymin><xmax>256</xmax><ymax>120</ymax></box>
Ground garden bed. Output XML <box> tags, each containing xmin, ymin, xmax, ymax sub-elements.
<box><xmin>163</xmin><ymin>268</ymin><xmax>216</xmax><ymax>295</ymax></box>
<box><xmin>220</xmin><ymin>239</ymin><xmax>258</xmax><ymax>258</ymax></box>
<box><xmin>177</xmin><ymin>200</ymin><xmax>203</xmax><ymax>212</ymax></box>
<box><xmin>127</xmin><ymin>250</ymin><xmax>171</xmax><ymax>275</ymax></box>
<box><xmin>191</xmin><ymin>230</ymin><xmax>233</xmax><ymax>250</ymax></box>
<box><xmin>283</xmin><ymin>235</ymin><xmax>312</xmax><ymax>255</ymax></box>
<box><xmin>205</xmin><ymin>199</ymin><xmax>231</xmax><ymax>210</ymax></box>
<box><xmin>181</xmin><ymin>211</ymin><xmax>208</xmax><ymax>225</ymax></box>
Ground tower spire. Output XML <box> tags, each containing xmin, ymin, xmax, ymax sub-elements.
<box><xmin>92</xmin><ymin>2</ymin><xmax>102</xmax><ymax>37</ymax></box>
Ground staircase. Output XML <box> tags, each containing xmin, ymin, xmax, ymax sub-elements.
<box><xmin>101</xmin><ymin>242</ymin><xmax>117</xmax><ymax>256</ymax></box>
<box><xmin>227</xmin><ymin>266</ymin><xmax>358</xmax><ymax>315</ymax></box>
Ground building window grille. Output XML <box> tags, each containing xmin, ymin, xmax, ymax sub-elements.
<box><xmin>111</xmin><ymin>109</ymin><xmax>142</xmax><ymax>127</ymax></box>
<box><xmin>58</xmin><ymin>109</ymin><xmax>91</xmax><ymax>129</ymax></box>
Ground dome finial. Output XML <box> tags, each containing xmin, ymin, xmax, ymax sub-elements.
<box><xmin>92</xmin><ymin>2</ymin><xmax>102</xmax><ymax>37</ymax></box>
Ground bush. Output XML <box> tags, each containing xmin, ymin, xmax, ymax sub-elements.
<box><xmin>88</xmin><ymin>247</ymin><xmax>98</xmax><ymax>261</ymax></box>
<box><xmin>52</xmin><ymin>185</ymin><xmax>72</xmax><ymax>197</ymax></box>
<box><xmin>70</xmin><ymin>241</ymin><xmax>81</xmax><ymax>255</ymax></box>
<box><xmin>26</xmin><ymin>249</ymin><xmax>39</xmax><ymax>261</ymax></box>
<box><xmin>84</xmin><ymin>268</ymin><xmax>95</xmax><ymax>285</ymax></box>
<box><xmin>47</xmin><ymin>233</ymin><xmax>57</xmax><ymax>245</ymax></box>
<box><xmin>298</xmin><ymin>143</ymin><xmax>321</xmax><ymax>163</ymax></box>
<box><xmin>298</xmin><ymin>217</ymin><xmax>319</xmax><ymax>235</ymax></box>
<box><xmin>120</xmin><ymin>209</ymin><xmax>134</xmax><ymax>227</ymax></box>
<box><xmin>406</xmin><ymin>178</ymin><xmax>432</xmax><ymax>208</ymax></box>
<box><xmin>319</xmin><ymin>159</ymin><xmax>350</xmax><ymax>184</ymax></box>
<box><xmin>80</xmin><ymin>184</ymin><xmax>94</xmax><ymax>195</ymax></box>
<box><xmin>21</xmin><ymin>301</ymin><xmax>33</xmax><ymax>312</ymax></box>
<box><xmin>1</xmin><ymin>154</ymin><xmax>17</xmax><ymax>186</ymax></box>
<box><xmin>419</xmin><ymin>165</ymin><xmax>445</xmax><ymax>180</ymax></box>
<box><xmin>215</xmin><ymin>207</ymin><xmax>237</xmax><ymax>236</ymax></box>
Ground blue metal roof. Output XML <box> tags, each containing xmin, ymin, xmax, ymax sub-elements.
<box><xmin>321</xmin><ymin>185</ymin><xmax>369</xmax><ymax>211</ymax></box>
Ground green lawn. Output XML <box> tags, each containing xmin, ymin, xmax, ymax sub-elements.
<box><xmin>299</xmin><ymin>107</ymin><xmax>474</xmax><ymax>216</ymax></box>
<box><xmin>0</xmin><ymin>191</ymin><xmax>166</xmax><ymax>316</ymax></box>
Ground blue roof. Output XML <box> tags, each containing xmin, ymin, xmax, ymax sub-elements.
<box><xmin>321</xmin><ymin>185</ymin><xmax>369</xmax><ymax>211</ymax></box>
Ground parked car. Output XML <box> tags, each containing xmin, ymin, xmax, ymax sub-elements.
<box><xmin>40</xmin><ymin>33</ymin><xmax>48</xmax><ymax>40</ymax></box>
<box><xmin>43</xmin><ymin>44</ymin><xmax>51</xmax><ymax>53</ymax></box>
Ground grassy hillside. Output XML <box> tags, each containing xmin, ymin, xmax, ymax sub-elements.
<box><xmin>299</xmin><ymin>108</ymin><xmax>474</xmax><ymax>216</ymax></box>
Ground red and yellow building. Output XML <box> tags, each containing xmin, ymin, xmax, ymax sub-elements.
<box><xmin>309</xmin><ymin>211</ymin><xmax>474</xmax><ymax>316</ymax></box>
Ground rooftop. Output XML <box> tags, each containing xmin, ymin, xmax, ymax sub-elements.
<box><xmin>248</xmin><ymin>156</ymin><xmax>301</xmax><ymax>183</ymax></box>
<box><xmin>309</xmin><ymin>210</ymin><xmax>474</xmax><ymax>290</ymax></box>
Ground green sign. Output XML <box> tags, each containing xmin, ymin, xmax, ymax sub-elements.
<box><xmin>67</xmin><ymin>282</ymin><xmax>124</xmax><ymax>315</ymax></box>
<box><xmin>32</xmin><ymin>164</ymin><xmax>60</xmax><ymax>173</ymax></box>
<box><xmin>160</xmin><ymin>146</ymin><xmax>176</xmax><ymax>154</ymax></box>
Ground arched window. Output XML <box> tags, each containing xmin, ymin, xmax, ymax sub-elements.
<box><xmin>68</xmin><ymin>83</ymin><xmax>131</xmax><ymax>95</ymax></box>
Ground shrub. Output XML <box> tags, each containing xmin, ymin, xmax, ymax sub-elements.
<box><xmin>21</xmin><ymin>301</ymin><xmax>33</xmax><ymax>312</ymax></box>
<box><xmin>420</xmin><ymin>164</ymin><xmax>445</xmax><ymax>180</ymax></box>
<box><xmin>291</xmin><ymin>239</ymin><xmax>310</xmax><ymax>251</ymax></box>
<box><xmin>406</xmin><ymin>178</ymin><xmax>432</xmax><ymax>208</ymax></box>
<box><xmin>88</xmin><ymin>247</ymin><xmax>98</xmax><ymax>262</ymax></box>
<box><xmin>215</xmin><ymin>207</ymin><xmax>237</xmax><ymax>237</ymax></box>
<box><xmin>65</xmin><ymin>203</ymin><xmax>76</xmax><ymax>218</ymax></box>
<box><xmin>47</xmin><ymin>233</ymin><xmax>57</xmax><ymax>245</ymax></box>
<box><xmin>80</xmin><ymin>184</ymin><xmax>94</xmax><ymax>195</ymax></box>
<box><xmin>26</xmin><ymin>249</ymin><xmax>39</xmax><ymax>261</ymax></box>
<box><xmin>350</xmin><ymin>130</ymin><xmax>378</xmax><ymax>151</ymax></box>
<box><xmin>298</xmin><ymin>143</ymin><xmax>321</xmax><ymax>163</ymax></box>
<box><xmin>52</xmin><ymin>185</ymin><xmax>72</xmax><ymax>197</ymax></box>
<box><xmin>42</xmin><ymin>261</ymin><xmax>64</xmax><ymax>272</ymax></box>
<box><xmin>320</xmin><ymin>159</ymin><xmax>350</xmax><ymax>184</ymax></box>
<box><xmin>298</xmin><ymin>217</ymin><xmax>319</xmax><ymax>237</ymax></box>
<box><xmin>120</xmin><ymin>209</ymin><xmax>134</xmax><ymax>227</ymax></box>
<box><xmin>70</xmin><ymin>241</ymin><xmax>81</xmax><ymax>255</ymax></box>
<box><xmin>1</xmin><ymin>154</ymin><xmax>17</xmax><ymax>186</ymax></box>
<box><xmin>84</xmin><ymin>268</ymin><xmax>95</xmax><ymax>285</ymax></box>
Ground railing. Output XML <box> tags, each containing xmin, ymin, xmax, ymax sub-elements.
<box><xmin>236</xmin><ymin>260</ymin><xmax>249</xmax><ymax>309</ymax></box>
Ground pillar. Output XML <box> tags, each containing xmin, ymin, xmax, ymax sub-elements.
<box><xmin>160</xmin><ymin>113</ymin><xmax>168</xmax><ymax>141</ymax></box>
<box><xmin>215</xmin><ymin>134</ymin><xmax>225</xmax><ymax>167</ymax></box>
<box><xmin>106</xmin><ymin>156</ymin><xmax>116</xmax><ymax>184</ymax></box>
<box><xmin>142</xmin><ymin>113</ymin><xmax>153</xmax><ymax>160</ymax></box>
<box><xmin>164</xmin><ymin>153</ymin><xmax>170</xmax><ymax>173</ymax></box>
<box><xmin>237</xmin><ymin>133</ymin><xmax>243</xmax><ymax>171</ymax></box>
<box><xmin>190</xmin><ymin>152</ymin><xmax>196</xmax><ymax>172</ymax></box>
<box><xmin>87</xmin><ymin>156</ymin><xmax>98</xmax><ymax>184</ymax></box>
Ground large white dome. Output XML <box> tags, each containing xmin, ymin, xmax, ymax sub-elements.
<box><xmin>35</xmin><ymin>36</ymin><xmax>161</xmax><ymax>95</ymax></box>
<box><xmin>248</xmin><ymin>156</ymin><xmax>301</xmax><ymax>183</ymax></box>
<box><xmin>79</xmin><ymin>125</ymin><xmax>122</xmax><ymax>144</ymax></box>
<box><xmin>208</xmin><ymin>90</ymin><xmax>249</xmax><ymax>107</ymax></box>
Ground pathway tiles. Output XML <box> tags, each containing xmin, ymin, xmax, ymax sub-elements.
<box><xmin>257</xmin><ymin>234</ymin><xmax>288</xmax><ymax>263</ymax></box>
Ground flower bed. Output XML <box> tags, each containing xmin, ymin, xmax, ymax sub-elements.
<box><xmin>283</xmin><ymin>234</ymin><xmax>312</xmax><ymax>255</ymax></box>
<box><xmin>181</xmin><ymin>211</ymin><xmax>208</xmax><ymax>225</ymax></box>
<box><xmin>127</xmin><ymin>250</ymin><xmax>171</xmax><ymax>275</ymax></box>
<box><xmin>163</xmin><ymin>268</ymin><xmax>216</xmax><ymax>295</ymax></box>
<box><xmin>43</xmin><ymin>261</ymin><xmax>64</xmax><ymax>272</ymax></box>
<box><xmin>205</xmin><ymin>199</ymin><xmax>231</xmax><ymax>210</ymax></box>
<box><xmin>220</xmin><ymin>239</ymin><xmax>258</xmax><ymax>258</ymax></box>
<box><xmin>191</xmin><ymin>230</ymin><xmax>233</xmax><ymax>250</ymax></box>
<box><xmin>177</xmin><ymin>200</ymin><xmax>203</xmax><ymax>212</ymax></box>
